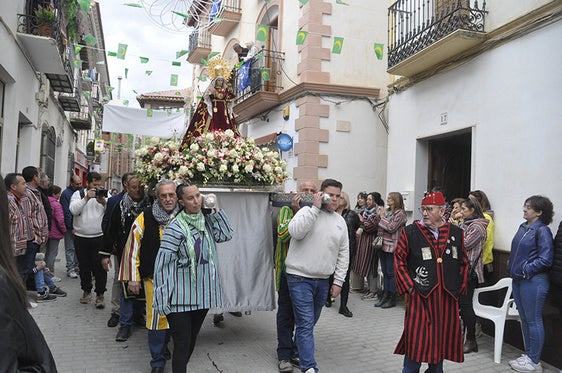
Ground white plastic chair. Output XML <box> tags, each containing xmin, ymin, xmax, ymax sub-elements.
<box><xmin>472</xmin><ymin>277</ymin><xmax>513</xmax><ymax>363</ymax></box>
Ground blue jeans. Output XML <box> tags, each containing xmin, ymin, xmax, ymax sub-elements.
<box><xmin>64</xmin><ymin>231</ymin><xmax>78</xmax><ymax>272</ymax></box>
<box><xmin>403</xmin><ymin>355</ymin><xmax>443</xmax><ymax>373</ymax></box>
<box><xmin>380</xmin><ymin>251</ymin><xmax>396</xmax><ymax>294</ymax></box>
<box><xmin>512</xmin><ymin>273</ymin><xmax>549</xmax><ymax>363</ymax></box>
<box><xmin>148</xmin><ymin>329</ymin><xmax>170</xmax><ymax>368</ymax></box>
<box><xmin>277</xmin><ymin>272</ymin><xmax>298</xmax><ymax>361</ymax></box>
<box><xmin>119</xmin><ymin>291</ymin><xmax>145</xmax><ymax>326</ymax></box>
<box><xmin>35</xmin><ymin>268</ymin><xmax>56</xmax><ymax>293</ymax></box>
<box><xmin>286</xmin><ymin>274</ymin><xmax>329</xmax><ymax>373</ymax></box>
<box><xmin>17</xmin><ymin>241</ymin><xmax>40</xmax><ymax>282</ymax></box>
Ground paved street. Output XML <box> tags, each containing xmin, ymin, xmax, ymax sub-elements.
<box><xmin>30</xmin><ymin>260</ymin><xmax>560</xmax><ymax>373</ymax></box>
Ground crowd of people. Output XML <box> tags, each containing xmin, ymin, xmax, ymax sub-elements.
<box><xmin>1</xmin><ymin>167</ymin><xmax>560</xmax><ymax>373</ymax></box>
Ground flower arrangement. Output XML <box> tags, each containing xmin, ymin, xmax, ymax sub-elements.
<box><xmin>135</xmin><ymin>129</ymin><xmax>289</xmax><ymax>189</ymax></box>
<box><xmin>34</xmin><ymin>5</ymin><xmax>56</xmax><ymax>25</ymax></box>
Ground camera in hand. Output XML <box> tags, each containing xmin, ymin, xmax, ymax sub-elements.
<box><xmin>202</xmin><ymin>194</ymin><xmax>216</xmax><ymax>214</ymax></box>
<box><xmin>96</xmin><ymin>189</ymin><xmax>108</xmax><ymax>197</ymax></box>
<box><xmin>322</xmin><ymin>193</ymin><xmax>332</xmax><ymax>204</ymax></box>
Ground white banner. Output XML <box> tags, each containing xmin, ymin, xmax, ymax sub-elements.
<box><xmin>102</xmin><ymin>102</ymin><xmax>187</xmax><ymax>139</ymax></box>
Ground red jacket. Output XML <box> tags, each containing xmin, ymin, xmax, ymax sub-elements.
<box><xmin>48</xmin><ymin>196</ymin><xmax>67</xmax><ymax>240</ymax></box>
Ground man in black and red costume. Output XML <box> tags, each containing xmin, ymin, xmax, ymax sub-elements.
<box><xmin>394</xmin><ymin>191</ymin><xmax>468</xmax><ymax>373</ymax></box>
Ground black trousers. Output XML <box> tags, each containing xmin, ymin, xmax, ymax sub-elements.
<box><xmin>74</xmin><ymin>235</ymin><xmax>107</xmax><ymax>296</ymax></box>
<box><xmin>167</xmin><ymin>309</ymin><xmax>209</xmax><ymax>373</ymax></box>
<box><xmin>459</xmin><ymin>274</ymin><xmax>478</xmax><ymax>340</ymax></box>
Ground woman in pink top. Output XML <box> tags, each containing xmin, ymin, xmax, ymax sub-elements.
<box><xmin>45</xmin><ymin>185</ymin><xmax>67</xmax><ymax>276</ymax></box>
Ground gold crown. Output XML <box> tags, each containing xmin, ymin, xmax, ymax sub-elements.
<box><xmin>207</xmin><ymin>56</ymin><xmax>232</xmax><ymax>81</ymax></box>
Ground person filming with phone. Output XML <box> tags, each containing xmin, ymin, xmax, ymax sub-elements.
<box><xmin>284</xmin><ymin>178</ymin><xmax>349</xmax><ymax>373</ymax></box>
<box><xmin>69</xmin><ymin>171</ymin><xmax>108</xmax><ymax>309</ymax></box>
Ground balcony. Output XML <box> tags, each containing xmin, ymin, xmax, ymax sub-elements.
<box><xmin>209</xmin><ymin>0</ymin><xmax>242</xmax><ymax>37</ymax></box>
<box><xmin>17</xmin><ymin>12</ymin><xmax>74</xmax><ymax>92</ymax></box>
<box><xmin>68</xmin><ymin>93</ymin><xmax>93</xmax><ymax>131</ymax></box>
<box><xmin>388</xmin><ymin>0</ymin><xmax>487</xmax><ymax>77</ymax></box>
<box><xmin>233</xmin><ymin>49</ymin><xmax>284</xmax><ymax>123</ymax></box>
<box><xmin>187</xmin><ymin>30</ymin><xmax>212</xmax><ymax>64</ymax></box>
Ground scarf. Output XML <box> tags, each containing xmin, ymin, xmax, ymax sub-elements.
<box><xmin>362</xmin><ymin>206</ymin><xmax>377</xmax><ymax>221</ymax></box>
<box><xmin>174</xmin><ymin>210</ymin><xmax>214</xmax><ymax>281</ymax></box>
<box><xmin>152</xmin><ymin>202</ymin><xmax>180</xmax><ymax>227</ymax></box>
<box><xmin>120</xmin><ymin>193</ymin><xmax>150</xmax><ymax>227</ymax></box>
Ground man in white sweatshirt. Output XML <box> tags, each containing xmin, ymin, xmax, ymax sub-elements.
<box><xmin>284</xmin><ymin>178</ymin><xmax>349</xmax><ymax>373</ymax></box>
<box><xmin>69</xmin><ymin>171</ymin><xmax>107</xmax><ymax>309</ymax></box>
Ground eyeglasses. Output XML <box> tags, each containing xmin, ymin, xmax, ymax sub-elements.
<box><xmin>418</xmin><ymin>206</ymin><xmax>438</xmax><ymax>213</ymax></box>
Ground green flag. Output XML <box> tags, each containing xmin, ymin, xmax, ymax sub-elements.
<box><xmin>261</xmin><ymin>68</ymin><xmax>270</xmax><ymax>81</ymax></box>
<box><xmin>256</xmin><ymin>24</ymin><xmax>269</xmax><ymax>42</ymax></box>
<box><xmin>117</xmin><ymin>43</ymin><xmax>128</xmax><ymax>60</ymax></box>
<box><xmin>172</xmin><ymin>61</ymin><xmax>181</xmax><ymax>67</ymax></box>
<box><xmin>299</xmin><ymin>0</ymin><xmax>309</xmax><ymax>4</ymax></box>
<box><xmin>77</xmin><ymin>0</ymin><xmax>91</xmax><ymax>12</ymax></box>
<box><xmin>336</xmin><ymin>0</ymin><xmax>349</xmax><ymax>4</ymax></box>
<box><xmin>107</xmin><ymin>86</ymin><xmax>115</xmax><ymax>92</ymax></box>
<box><xmin>140</xmin><ymin>57</ymin><xmax>149</xmax><ymax>63</ymax></box>
<box><xmin>296</xmin><ymin>30</ymin><xmax>308</xmax><ymax>45</ymax></box>
<box><xmin>82</xmin><ymin>34</ymin><xmax>97</xmax><ymax>46</ymax></box>
<box><xmin>107</xmin><ymin>51</ymin><xmax>117</xmax><ymax>57</ymax></box>
<box><xmin>74</xmin><ymin>59</ymin><xmax>82</xmax><ymax>68</ymax></box>
<box><xmin>82</xmin><ymin>91</ymin><xmax>90</xmax><ymax>98</ymax></box>
<box><xmin>170</xmin><ymin>74</ymin><xmax>178</xmax><ymax>86</ymax></box>
<box><xmin>74</xmin><ymin>44</ymin><xmax>83</xmax><ymax>55</ymax></box>
<box><xmin>124</xmin><ymin>68</ymin><xmax>129</xmax><ymax>79</ymax></box>
<box><xmin>147</xmin><ymin>108</ymin><xmax>153</xmax><ymax>117</ymax></box>
<box><xmin>374</xmin><ymin>43</ymin><xmax>384</xmax><ymax>60</ymax></box>
<box><xmin>166</xmin><ymin>109</ymin><xmax>172</xmax><ymax>116</ymax></box>
<box><xmin>208</xmin><ymin>52</ymin><xmax>220</xmax><ymax>60</ymax></box>
<box><xmin>132</xmin><ymin>90</ymin><xmax>138</xmax><ymax>94</ymax></box>
<box><xmin>176</xmin><ymin>50</ymin><xmax>188</xmax><ymax>59</ymax></box>
<box><xmin>332</xmin><ymin>37</ymin><xmax>344</xmax><ymax>54</ymax></box>
<box><xmin>145</xmin><ymin>70</ymin><xmax>153</xmax><ymax>76</ymax></box>
<box><xmin>123</xmin><ymin>3</ymin><xmax>142</xmax><ymax>7</ymax></box>
<box><xmin>171</xmin><ymin>11</ymin><xmax>189</xmax><ymax>18</ymax></box>
<box><xmin>123</xmin><ymin>100</ymin><xmax>129</xmax><ymax>106</ymax></box>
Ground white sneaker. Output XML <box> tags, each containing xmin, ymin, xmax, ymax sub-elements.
<box><xmin>51</xmin><ymin>276</ymin><xmax>62</xmax><ymax>282</ymax></box>
<box><xmin>67</xmin><ymin>269</ymin><xmax>78</xmax><ymax>278</ymax></box>
<box><xmin>509</xmin><ymin>354</ymin><xmax>542</xmax><ymax>372</ymax></box>
<box><xmin>28</xmin><ymin>300</ymin><xmax>38</xmax><ymax>309</ymax></box>
<box><xmin>304</xmin><ymin>369</ymin><xmax>315</xmax><ymax>373</ymax></box>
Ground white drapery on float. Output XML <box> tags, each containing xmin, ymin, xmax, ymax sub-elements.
<box><xmin>102</xmin><ymin>103</ymin><xmax>277</xmax><ymax>312</ymax></box>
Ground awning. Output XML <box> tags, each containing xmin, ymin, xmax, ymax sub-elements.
<box><xmin>17</xmin><ymin>33</ymin><xmax>65</xmax><ymax>75</ymax></box>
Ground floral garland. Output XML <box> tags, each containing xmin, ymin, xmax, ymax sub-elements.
<box><xmin>135</xmin><ymin>129</ymin><xmax>289</xmax><ymax>189</ymax></box>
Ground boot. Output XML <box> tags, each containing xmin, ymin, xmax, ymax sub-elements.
<box><xmin>374</xmin><ymin>291</ymin><xmax>389</xmax><ymax>307</ymax></box>
<box><xmin>463</xmin><ymin>339</ymin><xmax>478</xmax><ymax>353</ymax></box>
<box><xmin>381</xmin><ymin>294</ymin><xmax>396</xmax><ymax>308</ymax></box>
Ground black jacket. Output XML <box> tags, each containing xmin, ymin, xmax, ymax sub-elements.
<box><xmin>551</xmin><ymin>221</ymin><xmax>562</xmax><ymax>287</ymax></box>
<box><xmin>0</xmin><ymin>271</ymin><xmax>57</xmax><ymax>372</ymax></box>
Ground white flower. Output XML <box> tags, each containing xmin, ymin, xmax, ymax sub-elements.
<box><xmin>207</xmin><ymin>149</ymin><xmax>217</xmax><ymax>158</ymax></box>
<box><xmin>168</xmin><ymin>141</ymin><xmax>179</xmax><ymax>152</ymax></box>
<box><xmin>244</xmin><ymin>164</ymin><xmax>253</xmax><ymax>173</ymax></box>
<box><xmin>224</xmin><ymin>129</ymin><xmax>235</xmax><ymax>138</ymax></box>
<box><xmin>274</xmin><ymin>166</ymin><xmax>282</xmax><ymax>174</ymax></box>
<box><xmin>178</xmin><ymin>165</ymin><xmax>189</xmax><ymax>175</ymax></box>
<box><xmin>219</xmin><ymin>164</ymin><xmax>228</xmax><ymax>173</ymax></box>
<box><xmin>263</xmin><ymin>164</ymin><xmax>272</xmax><ymax>173</ymax></box>
<box><xmin>153</xmin><ymin>152</ymin><xmax>164</xmax><ymax>162</ymax></box>
<box><xmin>229</xmin><ymin>149</ymin><xmax>238</xmax><ymax>158</ymax></box>
<box><xmin>205</xmin><ymin>133</ymin><xmax>214</xmax><ymax>141</ymax></box>
<box><xmin>232</xmin><ymin>164</ymin><xmax>239</xmax><ymax>173</ymax></box>
<box><xmin>196</xmin><ymin>162</ymin><xmax>205</xmax><ymax>172</ymax></box>
<box><xmin>254</xmin><ymin>152</ymin><xmax>264</xmax><ymax>161</ymax></box>
<box><xmin>246</xmin><ymin>137</ymin><xmax>255</xmax><ymax>145</ymax></box>
<box><xmin>150</xmin><ymin>136</ymin><xmax>161</xmax><ymax>145</ymax></box>
<box><xmin>190</xmin><ymin>143</ymin><xmax>200</xmax><ymax>152</ymax></box>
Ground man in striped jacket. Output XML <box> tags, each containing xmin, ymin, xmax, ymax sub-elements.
<box><xmin>394</xmin><ymin>191</ymin><xmax>469</xmax><ymax>373</ymax></box>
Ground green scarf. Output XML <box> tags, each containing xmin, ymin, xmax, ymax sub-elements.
<box><xmin>174</xmin><ymin>210</ymin><xmax>213</xmax><ymax>281</ymax></box>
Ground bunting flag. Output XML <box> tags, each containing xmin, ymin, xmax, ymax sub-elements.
<box><xmin>124</xmin><ymin>3</ymin><xmax>142</xmax><ymax>7</ymax></box>
<box><xmin>197</xmin><ymin>76</ymin><xmax>207</xmax><ymax>82</ymax></box>
<box><xmin>123</xmin><ymin>100</ymin><xmax>129</xmax><ymax>106</ymax></box>
<box><xmin>176</xmin><ymin>50</ymin><xmax>188</xmax><ymax>59</ymax></box>
<box><xmin>107</xmin><ymin>51</ymin><xmax>117</xmax><ymax>57</ymax></box>
<box><xmin>171</xmin><ymin>11</ymin><xmax>189</xmax><ymax>18</ymax></box>
<box><xmin>166</xmin><ymin>109</ymin><xmax>172</xmax><ymax>115</ymax></box>
<box><xmin>77</xmin><ymin>0</ymin><xmax>91</xmax><ymax>12</ymax></box>
<box><xmin>132</xmin><ymin>90</ymin><xmax>138</xmax><ymax>94</ymax></box>
<box><xmin>208</xmin><ymin>52</ymin><xmax>220</xmax><ymax>60</ymax></box>
<box><xmin>200</xmin><ymin>58</ymin><xmax>209</xmax><ymax>66</ymax></box>
<box><xmin>170</xmin><ymin>74</ymin><xmax>178</xmax><ymax>86</ymax></box>
<box><xmin>107</xmin><ymin>86</ymin><xmax>115</xmax><ymax>92</ymax></box>
<box><xmin>74</xmin><ymin>44</ymin><xmax>83</xmax><ymax>55</ymax></box>
<box><xmin>82</xmin><ymin>34</ymin><xmax>97</xmax><ymax>46</ymax></box>
<box><xmin>256</xmin><ymin>24</ymin><xmax>269</xmax><ymax>42</ymax></box>
<box><xmin>145</xmin><ymin>70</ymin><xmax>153</xmax><ymax>76</ymax></box>
<box><xmin>140</xmin><ymin>57</ymin><xmax>149</xmax><ymax>63</ymax></box>
<box><xmin>147</xmin><ymin>108</ymin><xmax>153</xmax><ymax>117</ymax></box>
<box><xmin>374</xmin><ymin>43</ymin><xmax>384</xmax><ymax>60</ymax></box>
<box><xmin>74</xmin><ymin>59</ymin><xmax>82</xmax><ymax>68</ymax></box>
<box><xmin>117</xmin><ymin>43</ymin><xmax>128</xmax><ymax>60</ymax></box>
<box><xmin>332</xmin><ymin>36</ymin><xmax>344</xmax><ymax>54</ymax></box>
<box><xmin>336</xmin><ymin>0</ymin><xmax>349</xmax><ymax>4</ymax></box>
<box><xmin>82</xmin><ymin>91</ymin><xmax>90</xmax><ymax>98</ymax></box>
<box><xmin>124</xmin><ymin>68</ymin><xmax>129</xmax><ymax>78</ymax></box>
<box><xmin>296</xmin><ymin>30</ymin><xmax>308</xmax><ymax>45</ymax></box>
<box><xmin>264</xmin><ymin>0</ymin><xmax>271</xmax><ymax>2</ymax></box>
<box><xmin>172</xmin><ymin>61</ymin><xmax>181</xmax><ymax>67</ymax></box>
<box><xmin>261</xmin><ymin>68</ymin><xmax>270</xmax><ymax>81</ymax></box>
<box><xmin>299</xmin><ymin>0</ymin><xmax>309</xmax><ymax>4</ymax></box>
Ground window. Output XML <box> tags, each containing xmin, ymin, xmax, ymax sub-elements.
<box><xmin>40</xmin><ymin>126</ymin><xmax>56</xmax><ymax>181</ymax></box>
<box><xmin>0</xmin><ymin>80</ymin><xmax>4</xmax><ymax>165</ymax></box>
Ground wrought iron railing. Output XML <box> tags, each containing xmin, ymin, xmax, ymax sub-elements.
<box><xmin>388</xmin><ymin>0</ymin><xmax>487</xmax><ymax>68</ymax></box>
<box><xmin>188</xmin><ymin>29</ymin><xmax>212</xmax><ymax>53</ymax></box>
<box><xmin>17</xmin><ymin>12</ymin><xmax>65</xmax><ymax>56</ymax></box>
<box><xmin>233</xmin><ymin>48</ymin><xmax>284</xmax><ymax>103</ymax></box>
<box><xmin>221</xmin><ymin>0</ymin><xmax>241</xmax><ymax>13</ymax></box>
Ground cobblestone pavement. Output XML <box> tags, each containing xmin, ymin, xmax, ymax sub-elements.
<box><xmin>30</xmin><ymin>260</ymin><xmax>560</xmax><ymax>373</ymax></box>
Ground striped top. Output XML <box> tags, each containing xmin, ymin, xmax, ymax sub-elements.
<box><xmin>153</xmin><ymin>209</ymin><xmax>233</xmax><ymax>315</ymax></box>
<box><xmin>21</xmin><ymin>186</ymin><xmax>49</xmax><ymax>245</ymax></box>
<box><xmin>119</xmin><ymin>212</ymin><xmax>156</xmax><ymax>282</ymax></box>
<box><xmin>275</xmin><ymin>205</ymin><xmax>294</xmax><ymax>290</ymax></box>
<box><xmin>7</xmin><ymin>192</ymin><xmax>30</xmax><ymax>256</ymax></box>
<box><xmin>378</xmin><ymin>208</ymin><xmax>407</xmax><ymax>253</ymax></box>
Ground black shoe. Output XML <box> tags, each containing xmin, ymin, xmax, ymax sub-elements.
<box><xmin>290</xmin><ymin>356</ymin><xmax>300</xmax><ymax>367</ymax></box>
<box><xmin>228</xmin><ymin>311</ymin><xmax>242</xmax><ymax>317</ymax></box>
<box><xmin>115</xmin><ymin>325</ymin><xmax>132</xmax><ymax>342</ymax></box>
<box><xmin>375</xmin><ymin>292</ymin><xmax>389</xmax><ymax>307</ymax></box>
<box><xmin>150</xmin><ymin>367</ymin><xmax>164</xmax><ymax>373</ymax></box>
<box><xmin>325</xmin><ymin>300</ymin><xmax>332</xmax><ymax>308</ymax></box>
<box><xmin>339</xmin><ymin>306</ymin><xmax>353</xmax><ymax>317</ymax></box>
<box><xmin>381</xmin><ymin>295</ymin><xmax>396</xmax><ymax>308</ymax></box>
<box><xmin>213</xmin><ymin>313</ymin><xmax>224</xmax><ymax>325</ymax></box>
<box><xmin>107</xmin><ymin>313</ymin><xmax>119</xmax><ymax>328</ymax></box>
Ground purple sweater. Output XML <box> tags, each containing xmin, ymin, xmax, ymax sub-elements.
<box><xmin>48</xmin><ymin>196</ymin><xmax>67</xmax><ymax>240</ymax></box>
